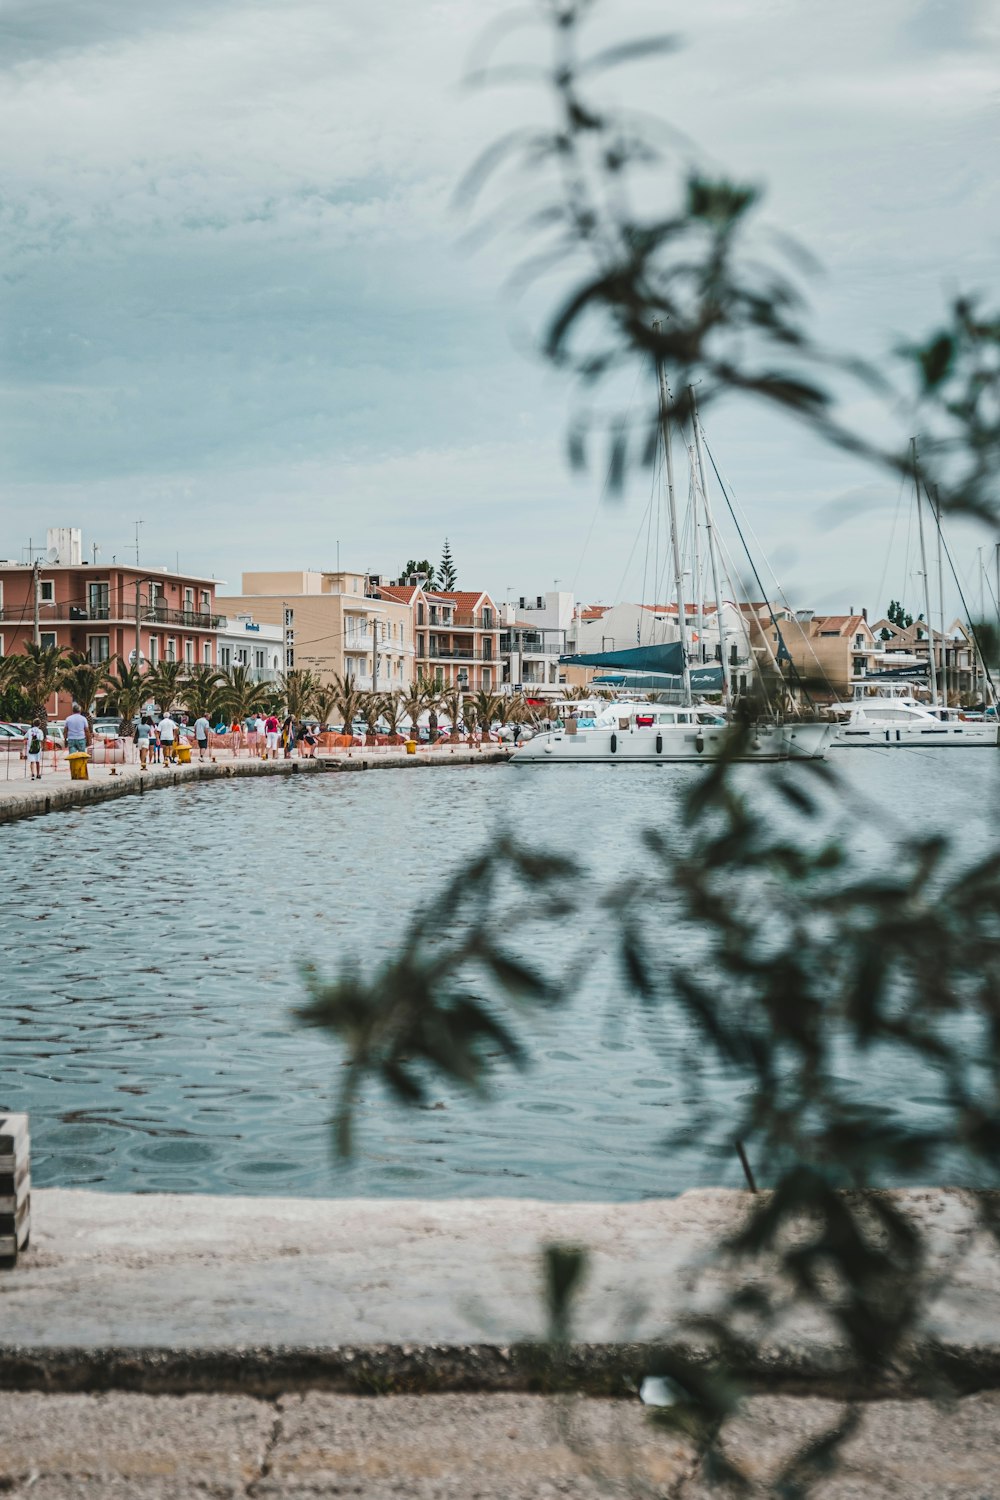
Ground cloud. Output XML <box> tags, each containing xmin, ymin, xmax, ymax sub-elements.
<box><xmin>1</xmin><ymin>0</ymin><xmax>997</xmax><ymax>612</ymax></box>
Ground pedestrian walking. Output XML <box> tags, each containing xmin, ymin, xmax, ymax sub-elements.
<box><xmin>158</xmin><ymin>711</ymin><xmax>178</xmax><ymax>764</ymax></box>
<box><xmin>134</xmin><ymin>716</ymin><xmax>152</xmax><ymax>771</ymax></box>
<box><xmin>281</xmin><ymin>715</ymin><xmax>296</xmax><ymax>758</ymax></box>
<box><xmin>194</xmin><ymin>712</ymin><xmax>211</xmax><ymax>762</ymax></box>
<box><xmin>25</xmin><ymin>720</ymin><xmax>44</xmax><ymax>780</ymax></box>
<box><xmin>264</xmin><ymin>712</ymin><xmax>280</xmax><ymax>760</ymax></box>
<box><xmin>65</xmin><ymin>703</ymin><xmax>90</xmax><ymax>756</ymax></box>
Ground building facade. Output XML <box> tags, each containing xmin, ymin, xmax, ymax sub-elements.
<box><xmin>378</xmin><ymin>583</ymin><xmax>501</xmax><ymax>693</ymax></box>
<box><xmin>215</xmin><ymin>615</ymin><xmax>284</xmax><ymax>682</ymax></box>
<box><xmin>744</xmin><ymin>606</ymin><xmax>879</xmax><ymax>700</ymax></box>
<box><xmin>217</xmin><ymin>570</ymin><xmax>414</xmax><ymax>691</ymax></box>
<box><xmin>498</xmin><ymin>591</ymin><xmax>573</xmax><ymax>698</ymax></box>
<box><xmin>0</xmin><ymin>528</ymin><xmax>224</xmax><ymax>712</ymax></box>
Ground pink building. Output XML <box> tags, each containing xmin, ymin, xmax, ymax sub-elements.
<box><xmin>376</xmin><ymin>581</ymin><xmax>501</xmax><ymax>692</ymax></box>
<box><xmin>0</xmin><ymin>528</ymin><xmax>224</xmax><ymax>714</ymax></box>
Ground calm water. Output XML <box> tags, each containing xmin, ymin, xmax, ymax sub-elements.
<box><xmin>1</xmin><ymin>751</ymin><xmax>996</xmax><ymax>1199</ymax></box>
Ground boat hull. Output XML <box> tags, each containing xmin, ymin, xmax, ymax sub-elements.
<box><xmin>511</xmin><ymin>722</ymin><xmax>832</xmax><ymax>764</ymax></box>
<box><xmin>831</xmin><ymin>722</ymin><xmax>999</xmax><ymax>748</ymax></box>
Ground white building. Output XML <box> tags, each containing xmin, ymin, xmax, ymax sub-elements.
<box><xmin>499</xmin><ymin>590</ymin><xmax>574</xmax><ymax>698</ymax></box>
<box><xmin>216</xmin><ymin>614</ymin><xmax>283</xmax><ymax>681</ymax></box>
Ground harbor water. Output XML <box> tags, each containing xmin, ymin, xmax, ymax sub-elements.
<box><xmin>1</xmin><ymin>752</ymin><xmax>996</xmax><ymax>1200</ymax></box>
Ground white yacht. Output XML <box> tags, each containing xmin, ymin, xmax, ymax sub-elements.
<box><xmin>830</xmin><ymin>696</ymin><xmax>999</xmax><ymax>748</ymax></box>
<box><xmin>512</xmin><ymin>700</ymin><xmax>833</xmax><ymax>764</ymax></box>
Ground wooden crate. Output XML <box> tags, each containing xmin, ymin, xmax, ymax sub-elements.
<box><xmin>0</xmin><ymin>1113</ymin><xmax>30</xmax><ymax>1264</ymax></box>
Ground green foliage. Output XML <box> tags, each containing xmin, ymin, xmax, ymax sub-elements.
<box><xmin>60</xmin><ymin>658</ymin><xmax>112</xmax><ymax>717</ymax></box>
<box><xmin>885</xmin><ymin>599</ymin><xmax>913</xmax><ymax>629</ymax></box>
<box><xmin>331</xmin><ymin>672</ymin><xmax>364</xmax><ymax>733</ymax></box>
<box><xmin>438</xmin><ymin>539</ymin><xmax>457</xmax><ymax>591</ymax></box>
<box><xmin>215</xmin><ymin>665</ymin><xmax>263</xmax><ymax>722</ymax></box>
<box><xmin>181</xmin><ymin>665</ymin><xmax>224</xmax><ymax>719</ymax></box>
<box><xmin>399</xmin><ymin>558</ymin><xmax>437</xmax><ymax>590</ymax></box>
<box><xmin>143</xmin><ymin>660</ymin><xmax>186</xmax><ymax>713</ymax></box>
<box><xmin>279</xmin><ymin>669</ymin><xmax>319</xmax><ymax>721</ymax></box>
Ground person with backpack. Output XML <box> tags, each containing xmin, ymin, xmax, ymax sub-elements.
<box><xmin>25</xmin><ymin>720</ymin><xmax>44</xmax><ymax>780</ymax></box>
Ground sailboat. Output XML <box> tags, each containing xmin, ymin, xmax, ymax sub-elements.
<box><xmin>829</xmin><ymin>440</ymin><xmax>999</xmax><ymax>750</ymax></box>
<box><xmin>512</xmin><ymin>336</ymin><xmax>833</xmax><ymax>765</ymax></box>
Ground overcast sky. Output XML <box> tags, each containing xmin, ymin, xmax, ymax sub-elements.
<box><xmin>1</xmin><ymin>0</ymin><xmax>997</xmax><ymax>615</ymax></box>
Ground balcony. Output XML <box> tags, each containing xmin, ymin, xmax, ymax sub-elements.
<box><xmin>28</xmin><ymin>604</ymin><xmax>225</xmax><ymax>630</ymax></box>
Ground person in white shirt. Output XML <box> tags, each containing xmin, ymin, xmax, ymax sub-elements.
<box><xmin>157</xmin><ymin>714</ymin><xmax>177</xmax><ymax>764</ymax></box>
<box><xmin>25</xmin><ymin>720</ymin><xmax>44</xmax><ymax>779</ymax></box>
<box><xmin>193</xmin><ymin>715</ymin><xmax>210</xmax><ymax>762</ymax></box>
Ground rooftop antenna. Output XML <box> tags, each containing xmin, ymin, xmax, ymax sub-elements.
<box><xmin>92</xmin><ymin>542</ymin><xmax>100</xmax><ymax>566</ymax></box>
<box><xmin>134</xmin><ymin>519</ymin><xmax>142</xmax><ymax>567</ymax></box>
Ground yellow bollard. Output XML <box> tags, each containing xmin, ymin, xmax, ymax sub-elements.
<box><xmin>405</xmin><ymin>740</ymin><xmax>417</xmax><ymax>755</ymax></box>
<box><xmin>68</xmin><ymin>752</ymin><xmax>89</xmax><ymax>782</ymax></box>
<box><xmin>175</xmin><ymin>743</ymin><xmax>192</xmax><ymax>765</ymax></box>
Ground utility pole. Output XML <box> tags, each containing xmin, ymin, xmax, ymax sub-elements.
<box><xmin>32</xmin><ymin>558</ymin><xmax>41</xmax><ymax>645</ymax></box>
<box><xmin>134</xmin><ymin>575</ymin><xmax>142</xmax><ymax>670</ymax></box>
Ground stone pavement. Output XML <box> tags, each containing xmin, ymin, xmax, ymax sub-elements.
<box><xmin>1</xmin><ymin>1389</ymin><xmax>998</xmax><ymax>1497</ymax></box>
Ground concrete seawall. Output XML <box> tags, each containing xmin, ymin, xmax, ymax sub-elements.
<box><xmin>2</xmin><ymin>1187</ymin><xmax>998</xmax><ymax>1398</ymax></box>
<box><xmin>0</xmin><ymin>747</ymin><xmax>510</xmax><ymax>827</ymax></box>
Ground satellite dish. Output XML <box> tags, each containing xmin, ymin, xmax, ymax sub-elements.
<box><xmin>45</xmin><ymin>546</ymin><xmax>60</xmax><ymax>564</ymax></box>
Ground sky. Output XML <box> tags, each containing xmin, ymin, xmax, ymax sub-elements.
<box><xmin>1</xmin><ymin>0</ymin><xmax>997</xmax><ymax>616</ymax></box>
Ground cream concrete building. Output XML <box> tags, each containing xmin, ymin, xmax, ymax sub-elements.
<box><xmin>216</xmin><ymin>571</ymin><xmax>414</xmax><ymax>690</ymax></box>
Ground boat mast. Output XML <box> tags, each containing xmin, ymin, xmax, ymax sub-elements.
<box><xmin>689</xmin><ymin>387</ymin><xmax>732</xmax><ymax>709</ymax></box>
<box><xmin>934</xmin><ymin>484</ymin><xmax>947</xmax><ymax>705</ymax></box>
<box><xmin>688</xmin><ymin>445</ymin><xmax>705</xmax><ymax>664</ymax></box>
<box><xmin>653</xmin><ymin>323</ymin><xmax>692</xmax><ymax>705</ymax></box>
<box><xmin>912</xmin><ymin>437</ymin><xmax>939</xmax><ymax>711</ymax></box>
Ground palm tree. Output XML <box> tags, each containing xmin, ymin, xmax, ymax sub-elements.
<box><xmin>182</xmin><ymin>665</ymin><xmax>224</xmax><ymax>720</ymax></box>
<box><xmin>279</xmin><ymin>669</ymin><xmax>319</xmax><ymax>721</ymax></box>
<box><xmin>216</xmin><ymin>665</ymin><xmax>263</xmax><ymax>724</ymax></box>
<box><xmin>401</xmin><ymin>683</ymin><xmax>427</xmax><ymax>740</ymax></box>
<box><xmin>312</xmin><ymin>684</ymin><xmax>340</xmax><ymax>730</ymax></box>
<box><xmin>360</xmin><ymin>691</ymin><xmax>383</xmax><ymax>745</ymax></box>
<box><xmin>439</xmin><ymin>685</ymin><xmax>464</xmax><ymax>742</ymax></box>
<box><xmin>379</xmin><ymin>689</ymin><xmax>407</xmax><ymax>743</ymax></box>
<box><xmin>17</xmin><ymin>643</ymin><xmax>73</xmax><ymax>721</ymax></box>
<box><xmin>472</xmin><ymin>689</ymin><xmax>503</xmax><ymax>738</ymax></box>
<box><xmin>331</xmin><ymin>673</ymin><xmax>364</xmax><ymax>735</ymax></box>
<box><xmin>105</xmin><ymin>659</ymin><xmax>150</xmax><ymax>724</ymax></box>
<box><xmin>144</xmin><ymin>660</ymin><xmax>187</xmax><ymax>714</ymax></box>
<box><xmin>60</xmin><ymin>658</ymin><xmax>113</xmax><ymax>718</ymax></box>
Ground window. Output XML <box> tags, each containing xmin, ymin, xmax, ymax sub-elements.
<box><xmin>40</xmin><ymin>632</ymin><xmax>56</xmax><ymax>650</ymax></box>
<box><xmin>166</xmin><ymin>638</ymin><xmax>176</xmax><ymax>662</ymax></box>
<box><xmin>200</xmin><ymin>590</ymin><xmax>210</xmax><ymax>613</ymax></box>
<box><xmin>236</xmin><ymin>647</ymin><xmax>248</xmax><ymax>666</ymax></box>
<box><xmin>203</xmin><ymin>642</ymin><xmax>211</xmax><ymax>665</ymax></box>
<box><xmin>285</xmin><ymin>647</ymin><xmax>294</xmax><ymax>668</ymax></box>
<box><xmin>185</xmin><ymin>640</ymin><xmax>193</xmax><ymax>665</ymax></box>
<box><xmin>88</xmin><ymin>582</ymin><xmax>109</xmax><ymax>618</ymax></box>
<box><xmin>483</xmin><ymin>667</ymin><xmax>491</xmax><ymax>689</ymax></box>
<box><xmin>39</xmin><ymin>580</ymin><xmax>54</xmax><ymax>603</ymax></box>
<box><xmin>416</xmin><ymin>633</ymin><xmax>424</xmax><ymax>656</ymax></box>
<box><xmin>482</xmin><ymin>608</ymin><xmax>492</xmax><ymax>628</ymax></box>
<box><xmin>283</xmin><ymin>607</ymin><xmax>294</xmax><ymax>627</ymax></box>
<box><xmin>0</xmin><ymin>633</ymin><xmax>4</xmax><ymax>655</ymax></box>
<box><xmin>417</xmin><ymin>604</ymin><xmax>424</xmax><ymax>625</ymax></box>
<box><xmin>220</xmin><ymin>646</ymin><xmax>232</xmax><ymax>667</ymax></box>
<box><xmin>148</xmin><ymin>636</ymin><xmax>159</xmax><ymax>665</ymax></box>
<box><xmin>255</xmin><ymin>649</ymin><xmax>264</xmax><ymax>670</ymax></box>
<box><xmin>482</xmin><ymin>638</ymin><xmax>492</xmax><ymax>661</ymax></box>
<box><xmin>88</xmin><ymin>635</ymin><xmax>110</xmax><ymax>664</ymax></box>
<box><xmin>184</xmin><ymin>588</ymin><xmax>194</xmax><ymax>610</ymax></box>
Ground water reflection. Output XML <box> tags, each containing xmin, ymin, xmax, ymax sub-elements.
<box><xmin>0</xmin><ymin>753</ymin><xmax>995</xmax><ymax>1198</ymax></box>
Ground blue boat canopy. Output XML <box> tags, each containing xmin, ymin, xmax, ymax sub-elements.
<box><xmin>559</xmin><ymin>641</ymin><xmax>685</xmax><ymax>675</ymax></box>
<box><xmin>591</xmin><ymin>665</ymin><xmax>724</xmax><ymax>692</ymax></box>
